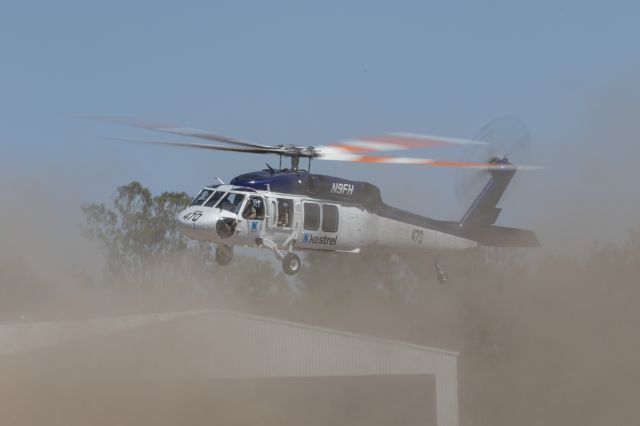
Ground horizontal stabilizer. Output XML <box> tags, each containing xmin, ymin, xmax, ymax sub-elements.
<box><xmin>466</xmin><ymin>225</ymin><xmax>540</xmax><ymax>247</ymax></box>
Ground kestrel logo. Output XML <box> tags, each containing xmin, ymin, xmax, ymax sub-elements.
<box><xmin>302</xmin><ymin>232</ymin><xmax>338</xmax><ymax>245</ymax></box>
<box><xmin>250</xmin><ymin>221</ymin><xmax>259</xmax><ymax>232</ymax></box>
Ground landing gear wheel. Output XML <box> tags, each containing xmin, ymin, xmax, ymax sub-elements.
<box><xmin>215</xmin><ymin>244</ymin><xmax>233</xmax><ymax>266</ymax></box>
<box><xmin>435</xmin><ymin>256</ymin><xmax>447</xmax><ymax>284</ymax></box>
<box><xmin>282</xmin><ymin>253</ymin><xmax>301</xmax><ymax>275</ymax></box>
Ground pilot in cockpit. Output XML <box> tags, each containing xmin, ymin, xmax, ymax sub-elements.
<box><xmin>243</xmin><ymin>197</ymin><xmax>265</xmax><ymax>220</ymax></box>
<box><xmin>243</xmin><ymin>203</ymin><xmax>257</xmax><ymax>219</ymax></box>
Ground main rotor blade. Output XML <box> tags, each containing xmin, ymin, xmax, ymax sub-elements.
<box><xmin>316</xmin><ymin>152</ymin><xmax>541</xmax><ymax>170</ymax></box>
<box><xmin>320</xmin><ymin>132</ymin><xmax>489</xmax><ymax>154</ymax></box>
<box><xmin>73</xmin><ymin>114</ymin><xmax>272</xmax><ymax>149</ymax></box>
<box><xmin>101</xmin><ymin>137</ymin><xmax>285</xmax><ymax>155</ymax></box>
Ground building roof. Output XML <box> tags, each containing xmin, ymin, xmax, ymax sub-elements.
<box><xmin>0</xmin><ymin>308</ymin><xmax>459</xmax><ymax>426</ymax></box>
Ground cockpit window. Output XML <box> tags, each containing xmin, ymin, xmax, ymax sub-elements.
<box><xmin>204</xmin><ymin>191</ymin><xmax>224</xmax><ymax>208</ymax></box>
<box><xmin>191</xmin><ymin>189</ymin><xmax>214</xmax><ymax>206</ymax></box>
<box><xmin>218</xmin><ymin>192</ymin><xmax>246</xmax><ymax>214</ymax></box>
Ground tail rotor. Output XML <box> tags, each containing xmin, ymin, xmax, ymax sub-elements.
<box><xmin>455</xmin><ymin>116</ymin><xmax>532</xmax><ymax>207</ymax></box>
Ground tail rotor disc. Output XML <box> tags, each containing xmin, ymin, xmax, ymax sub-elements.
<box><xmin>455</xmin><ymin>116</ymin><xmax>532</xmax><ymax>207</ymax></box>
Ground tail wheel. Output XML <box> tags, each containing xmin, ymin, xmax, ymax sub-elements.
<box><xmin>435</xmin><ymin>255</ymin><xmax>447</xmax><ymax>284</ymax></box>
<box><xmin>215</xmin><ymin>244</ymin><xmax>233</xmax><ymax>266</ymax></box>
<box><xmin>436</xmin><ymin>268</ymin><xmax>448</xmax><ymax>284</ymax></box>
<box><xmin>282</xmin><ymin>253</ymin><xmax>301</xmax><ymax>275</ymax></box>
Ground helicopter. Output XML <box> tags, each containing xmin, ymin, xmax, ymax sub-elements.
<box><xmin>77</xmin><ymin>114</ymin><xmax>541</xmax><ymax>283</ymax></box>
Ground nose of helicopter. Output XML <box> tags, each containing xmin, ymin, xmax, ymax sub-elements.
<box><xmin>176</xmin><ymin>207</ymin><xmax>218</xmax><ymax>240</ymax></box>
<box><xmin>176</xmin><ymin>207</ymin><xmax>240</xmax><ymax>241</ymax></box>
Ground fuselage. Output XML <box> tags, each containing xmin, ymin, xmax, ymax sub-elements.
<box><xmin>176</xmin><ymin>169</ymin><xmax>478</xmax><ymax>254</ymax></box>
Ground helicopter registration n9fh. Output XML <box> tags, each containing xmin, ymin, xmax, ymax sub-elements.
<box><xmin>79</xmin><ymin>115</ymin><xmax>541</xmax><ymax>282</ymax></box>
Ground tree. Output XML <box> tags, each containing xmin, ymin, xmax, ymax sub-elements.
<box><xmin>81</xmin><ymin>181</ymin><xmax>192</xmax><ymax>284</ymax></box>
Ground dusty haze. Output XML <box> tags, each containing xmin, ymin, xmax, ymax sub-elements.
<box><xmin>1</xmin><ymin>96</ymin><xmax>639</xmax><ymax>425</ymax></box>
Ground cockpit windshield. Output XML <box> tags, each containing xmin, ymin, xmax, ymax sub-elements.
<box><xmin>191</xmin><ymin>189</ymin><xmax>214</xmax><ymax>206</ymax></box>
<box><xmin>204</xmin><ymin>191</ymin><xmax>224</xmax><ymax>208</ymax></box>
<box><xmin>217</xmin><ymin>192</ymin><xmax>246</xmax><ymax>214</ymax></box>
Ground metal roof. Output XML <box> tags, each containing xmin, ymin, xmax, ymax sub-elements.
<box><xmin>0</xmin><ymin>309</ymin><xmax>459</xmax><ymax>426</ymax></box>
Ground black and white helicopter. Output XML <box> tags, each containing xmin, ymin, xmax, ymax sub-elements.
<box><xmin>80</xmin><ymin>115</ymin><xmax>540</xmax><ymax>282</ymax></box>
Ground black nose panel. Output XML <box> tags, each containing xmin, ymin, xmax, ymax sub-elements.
<box><xmin>216</xmin><ymin>218</ymin><xmax>237</xmax><ymax>239</ymax></box>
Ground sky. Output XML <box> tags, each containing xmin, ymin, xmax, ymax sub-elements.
<box><xmin>1</xmin><ymin>0</ymin><xmax>639</xmax><ymax>249</ymax></box>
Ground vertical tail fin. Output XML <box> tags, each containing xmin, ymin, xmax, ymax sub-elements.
<box><xmin>459</xmin><ymin>159</ymin><xmax>515</xmax><ymax>227</ymax></box>
<box><xmin>457</xmin><ymin>159</ymin><xmax>540</xmax><ymax>247</ymax></box>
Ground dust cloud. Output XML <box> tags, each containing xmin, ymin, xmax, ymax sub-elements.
<box><xmin>1</xmin><ymin>91</ymin><xmax>639</xmax><ymax>425</ymax></box>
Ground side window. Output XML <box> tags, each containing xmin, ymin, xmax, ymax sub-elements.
<box><xmin>322</xmin><ymin>204</ymin><xmax>339</xmax><ymax>232</ymax></box>
<box><xmin>204</xmin><ymin>191</ymin><xmax>224</xmax><ymax>207</ymax></box>
<box><xmin>303</xmin><ymin>203</ymin><xmax>320</xmax><ymax>230</ymax></box>
<box><xmin>242</xmin><ymin>196</ymin><xmax>265</xmax><ymax>219</ymax></box>
<box><xmin>277</xmin><ymin>199</ymin><xmax>294</xmax><ymax>228</ymax></box>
